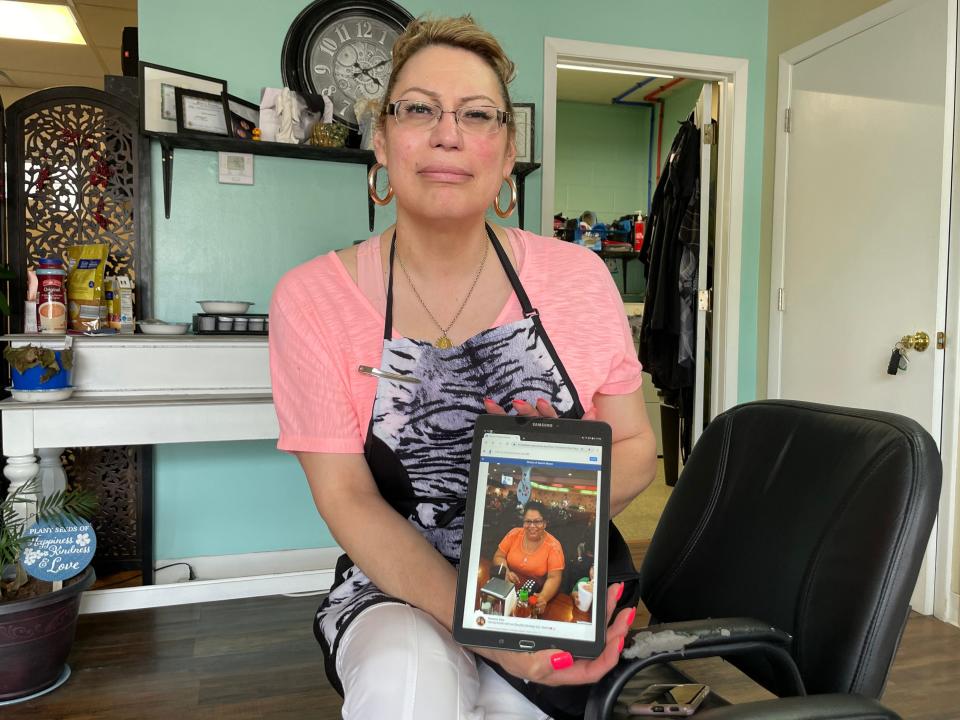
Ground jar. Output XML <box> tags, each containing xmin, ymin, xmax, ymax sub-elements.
<box><xmin>233</xmin><ymin>317</ymin><xmax>248</xmax><ymax>332</ymax></box>
<box><xmin>248</xmin><ymin>318</ymin><xmax>264</xmax><ymax>332</ymax></box>
<box><xmin>36</xmin><ymin>258</ymin><xmax>67</xmax><ymax>333</ymax></box>
<box><xmin>217</xmin><ymin>316</ymin><xmax>233</xmax><ymax>332</ymax></box>
<box><xmin>199</xmin><ymin>316</ymin><xmax>216</xmax><ymax>331</ymax></box>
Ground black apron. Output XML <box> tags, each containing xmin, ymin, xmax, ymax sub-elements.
<box><xmin>314</xmin><ymin>225</ymin><xmax>639</xmax><ymax>719</ymax></box>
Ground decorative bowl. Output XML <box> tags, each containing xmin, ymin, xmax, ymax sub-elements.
<box><xmin>138</xmin><ymin>322</ymin><xmax>190</xmax><ymax>335</ymax></box>
<box><xmin>197</xmin><ymin>301</ymin><xmax>254</xmax><ymax>314</ymax></box>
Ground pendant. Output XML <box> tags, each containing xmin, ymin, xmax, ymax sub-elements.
<box><xmin>435</xmin><ymin>335</ymin><xmax>452</xmax><ymax>349</ymax></box>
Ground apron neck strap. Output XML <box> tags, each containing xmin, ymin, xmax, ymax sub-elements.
<box><xmin>383</xmin><ymin>224</ymin><xmax>536</xmax><ymax>341</ymax></box>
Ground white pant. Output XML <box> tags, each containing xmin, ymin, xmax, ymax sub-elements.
<box><xmin>336</xmin><ymin>603</ymin><xmax>552</xmax><ymax>720</ymax></box>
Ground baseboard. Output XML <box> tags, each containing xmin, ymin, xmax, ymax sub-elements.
<box><xmin>153</xmin><ymin>546</ymin><xmax>344</xmax><ymax>583</ymax></box>
<box><xmin>80</xmin><ymin>568</ymin><xmax>335</xmax><ymax>614</ymax></box>
<box><xmin>947</xmin><ymin>591</ymin><xmax>959</xmax><ymax>627</ymax></box>
<box><xmin>80</xmin><ymin>546</ymin><xmax>343</xmax><ymax>614</ymax></box>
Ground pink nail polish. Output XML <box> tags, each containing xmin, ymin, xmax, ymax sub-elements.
<box><xmin>512</xmin><ymin>399</ymin><xmax>527</xmax><ymax>407</ymax></box>
<box><xmin>615</xmin><ymin>583</ymin><xmax>624</xmax><ymax>601</ymax></box>
<box><xmin>550</xmin><ymin>652</ymin><xmax>573</xmax><ymax>670</ymax></box>
<box><xmin>618</xmin><ymin>636</ymin><xmax>625</xmax><ymax>654</ymax></box>
<box><xmin>626</xmin><ymin>608</ymin><xmax>637</xmax><ymax>626</ymax></box>
<box><xmin>483</xmin><ymin>397</ymin><xmax>495</xmax><ymax>404</ymax></box>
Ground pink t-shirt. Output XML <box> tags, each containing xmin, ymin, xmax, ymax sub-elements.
<box><xmin>269</xmin><ymin>227</ymin><xmax>642</xmax><ymax>454</ymax></box>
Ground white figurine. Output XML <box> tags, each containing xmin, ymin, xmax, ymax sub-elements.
<box><xmin>276</xmin><ymin>88</ymin><xmax>303</xmax><ymax>144</ymax></box>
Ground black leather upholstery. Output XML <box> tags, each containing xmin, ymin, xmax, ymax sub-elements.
<box><xmin>588</xmin><ymin>400</ymin><xmax>941</xmax><ymax>719</ymax></box>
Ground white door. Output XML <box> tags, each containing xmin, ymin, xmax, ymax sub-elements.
<box><xmin>769</xmin><ymin>0</ymin><xmax>954</xmax><ymax>614</ymax></box>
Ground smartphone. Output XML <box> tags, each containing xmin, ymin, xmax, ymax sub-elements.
<box><xmin>627</xmin><ymin>683</ymin><xmax>710</xmax><ymax>716</ymax></box>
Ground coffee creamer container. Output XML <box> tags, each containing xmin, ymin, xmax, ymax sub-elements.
<box><xmin>36</xmin><ymin>258</ymin><xmax>67</xmax><ymax>333</ymax></box>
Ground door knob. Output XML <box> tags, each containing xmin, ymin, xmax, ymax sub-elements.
<box><xmin>900</xmin><ymin>331</ymin><xmax>930</xmax><ymax>352</ymax></box>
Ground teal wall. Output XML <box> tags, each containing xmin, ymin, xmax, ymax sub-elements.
<box><xmin>140</xmin><ymin>0</ymin><xmax>767</xmax><ymax>558</ymax></box>
<box><xmin>555</xmin><ymin>101</ymin><xmax>651</xmax><ymax>222</ymax></box>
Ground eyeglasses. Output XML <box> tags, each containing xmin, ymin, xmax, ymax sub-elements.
<box><xmin>386</xmin><ymin>100</ymin><xmax>511</xmax><ymax>134</ymax></box>
<box><xmin>523</xmin><ymin>519</ymin><xmax>545</xmax><ymax>526</ymax></box>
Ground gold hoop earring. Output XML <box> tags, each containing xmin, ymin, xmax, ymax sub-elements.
<box><xmin>494</xmin><ymin>176</ymin><xmax>517</xmax><ymax>218</ymax></box>
<box><xmin>367</xmin><ymin>163</ymin><xmax>394</xmax><ymax>205</ymax></box>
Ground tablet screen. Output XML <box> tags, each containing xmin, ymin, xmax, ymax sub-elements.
<box><xmin>454</xmin><ymin>416</ymin><xmax>610</xmax><ymax>655</ymax></box>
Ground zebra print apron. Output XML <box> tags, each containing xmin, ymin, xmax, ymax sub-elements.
<box><xmin>314</xmin><ymin>225</ymin><xmax>639</xmax><ymax>719</ymax></box>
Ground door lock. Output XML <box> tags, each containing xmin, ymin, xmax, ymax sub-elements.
<box><xmin>900</xmin><ymin>331</ymin><xmax>930</xmax><ymax>352</ymax></box>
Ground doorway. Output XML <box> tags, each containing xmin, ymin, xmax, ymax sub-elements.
<box><xmin>541</xmin><ymin>38</ymin><xmax>748</xmax><ymax>543</ymax></box>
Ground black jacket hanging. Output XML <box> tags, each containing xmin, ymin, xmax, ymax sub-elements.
<box><xmin>639</xmin><ymin>114</ymin><xmax>701</xmax><ymax>395</ymax></box>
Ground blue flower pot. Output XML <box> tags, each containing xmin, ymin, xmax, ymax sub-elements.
<box><xmin>11</xmin><ymin>351</ymin><xmax>71</xmax><ymax>390</ymax></box>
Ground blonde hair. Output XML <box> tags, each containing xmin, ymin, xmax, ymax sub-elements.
<box><xmin>378</xmin><ymin>15</ymin><xmax>516</xmax><ymax>133</ymax></box>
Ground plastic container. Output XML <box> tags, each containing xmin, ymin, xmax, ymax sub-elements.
<box><xmin>36</xmin><ymin>259</ymin><xmax>67</xmax><ymax>333</ymax></box>
<box><xmin>192</xmin><ymin>313</ymin><xmax>268</xmax><ymax>335</ymax></box>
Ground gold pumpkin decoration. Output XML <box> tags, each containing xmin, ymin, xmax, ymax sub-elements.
<box><xmin>310</xmin><ymin>122</ymin><xmax>349</xmax><ymax>148</ymax></box>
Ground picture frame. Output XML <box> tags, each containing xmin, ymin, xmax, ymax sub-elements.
<box><xmin>174</xmin><ymin>88</ymin><xmax>231</xmax><ymax>138</ymax></box>
<box><xmin>225</xmin><ymin>94</ymin><xmax>260</xmax><ymax>140</ymax></box>
<box><xmin>139</xmin><ymin>61</ymin><xmax>227</xmax><ymax>134</ymax></box>
<box><xmin>512</xmin><ymin>102</ymin><xmax>535</xmax><ymax>164</ymax></box>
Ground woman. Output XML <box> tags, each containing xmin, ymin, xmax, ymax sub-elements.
<box><xmin>493</xmin><ymin>501</ymin><xmax>565</xmax><ymax>615</ymax></box>
<box><xmin>270</xmin><ymin>15</ymin><xmax>657</xmax><ymax>719</ymax></box>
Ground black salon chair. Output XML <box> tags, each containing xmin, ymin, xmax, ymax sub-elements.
<box><xmin>587</xmin><ymin>400</ymin><xmax>941</xmax><ymax>720</ymax></box>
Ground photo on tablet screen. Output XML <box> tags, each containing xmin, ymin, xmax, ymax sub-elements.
<box><xmin>457</xmin><ymin>421</ymin><xmax>607</xmax><ymax>648</ymax></box>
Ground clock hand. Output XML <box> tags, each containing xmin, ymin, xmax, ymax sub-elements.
<box><xmin>360</xmin><ymin>70</ymin><xmax>383</xmax><ymax>88</ymax></box>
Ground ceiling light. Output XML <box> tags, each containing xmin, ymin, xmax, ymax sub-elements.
<box><xmin>0</xmin><ymin>1</ymin><xmax>85</xmax><ymax>45</ymax></box>
<box><xmin>557</xmin><ymin>63</ymin><xmax>673</xmax><ymax>79</ymax></box>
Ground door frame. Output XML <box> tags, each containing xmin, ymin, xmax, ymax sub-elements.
<box><xmin>541</xmin><ymin>38</ymin><xmax>748</xmax><ymax>419</ymax></box>
<box><xmin>768</xmin><ymin>0</ymin><xmax>959</xmax><ymax>622</ymax></box>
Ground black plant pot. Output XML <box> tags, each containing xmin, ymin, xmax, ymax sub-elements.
<box><xmin>0</xmin><ymin>566</ymin><xmax>95</xmax><ymax>701</ymax></box>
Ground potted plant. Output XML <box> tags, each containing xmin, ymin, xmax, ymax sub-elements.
<box><xmin>0</xmin><ymin>476</ymin><xmax>97</xmax><ymax>701</ymax></box>
<box><xmin>3</xmin><ymin>344</ymin><xmax>73</xmax><ymax>394</ymax></box>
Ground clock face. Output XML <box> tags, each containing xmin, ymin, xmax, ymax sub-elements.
<box><xmin>308</xmin><ymin>16</ymin><xmax>400</xmax><ymax>126</ymax></box>
<box><xmin>282</xmin><ymin>0</ymin><xmax>413</xmax><ymax>131</ymax></box>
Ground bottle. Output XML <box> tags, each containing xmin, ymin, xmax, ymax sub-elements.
<box><xmin>515</xmin><ymin>588</ymin><xmax>530</xmax><ymax>618</ymax></box>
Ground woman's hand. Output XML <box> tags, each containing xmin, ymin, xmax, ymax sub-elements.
<box><xmin>472</xmin><ymin>583</ymin><xmax>635</xmax><ymax>687</ymax></box>
<box><xmin>484</xmin><ymin>397</ymin><xmax>559</xmax><ymax>417</ymax></box>
<box><xmin>505</xmin><ymin>569</ymin><xmax>521</xmax><ymax>586</ymax></box>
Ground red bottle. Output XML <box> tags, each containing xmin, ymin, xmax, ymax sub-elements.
<box><xmin>633</xmin><ymin>220</ymin><xmax>645</xmax><ymax>252</ymax></box>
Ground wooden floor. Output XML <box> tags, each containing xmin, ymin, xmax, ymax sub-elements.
<box><xmin>5</xmin><ymin>548</ymin><xmax>960</xmax><ymax>719</ymax></box>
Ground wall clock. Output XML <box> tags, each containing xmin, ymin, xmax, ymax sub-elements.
<box><xmin>281</xmin><ymin>0</ymin><xmax>413</xmax><ymax>130</ymax></box>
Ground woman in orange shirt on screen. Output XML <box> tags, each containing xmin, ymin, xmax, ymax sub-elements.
<box><xmin>493</xmin><ymin>501</ymin><xmax>564</xmax><ymax>614</ymax></box>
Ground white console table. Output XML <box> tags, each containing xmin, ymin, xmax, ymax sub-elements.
<box><xmin>0</xmin><ymin>334</ymin><xmax>337</xmax><ymax>613</ymax></box>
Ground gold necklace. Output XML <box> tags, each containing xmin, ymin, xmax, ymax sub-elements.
<box><xmin>521</xmin><ymin>534</ymin><xmax>543</xmax><ymax>558</ymax></box>
<box><xmin>395</xmin><ymin>233</ymin><xmax>489</xmax><ymax>349</ymax></box>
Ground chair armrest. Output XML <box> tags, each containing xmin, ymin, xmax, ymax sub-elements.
<box><xmin>624</xmin><ymin>617</ymin><xmax>793</xmax><ymax>658</ymax></box>
<box><xmin>696</xmin><ymin>694</ymin><xmax>901</xmax><ymax>720</ymax></box>
<box><xmin>584</xmin><ymin>617</ymin><xmax>800</xmax><ymax>720</ymax></box>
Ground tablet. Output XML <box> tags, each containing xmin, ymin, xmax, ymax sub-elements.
<box><xmin>453</xmin><ymin>414</ymin><xmax>611</xmax><ymax>658</ymax></box>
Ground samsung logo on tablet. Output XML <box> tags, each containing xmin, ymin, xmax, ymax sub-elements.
<box><xmin>530</xmin><ymin>421</ymin><xmax>553</xmax><ymax>428</ymax></box>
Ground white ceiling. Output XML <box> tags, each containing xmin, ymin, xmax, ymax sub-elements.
<box><xmin>557</xmin><ymin>67</ymin><xmax>690</xmax><ymax>105</ymax></box>
<box><xmin>0</xmin><ymin>0</ymin><xmax>136</xmax><ymax>106</ymax></box>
